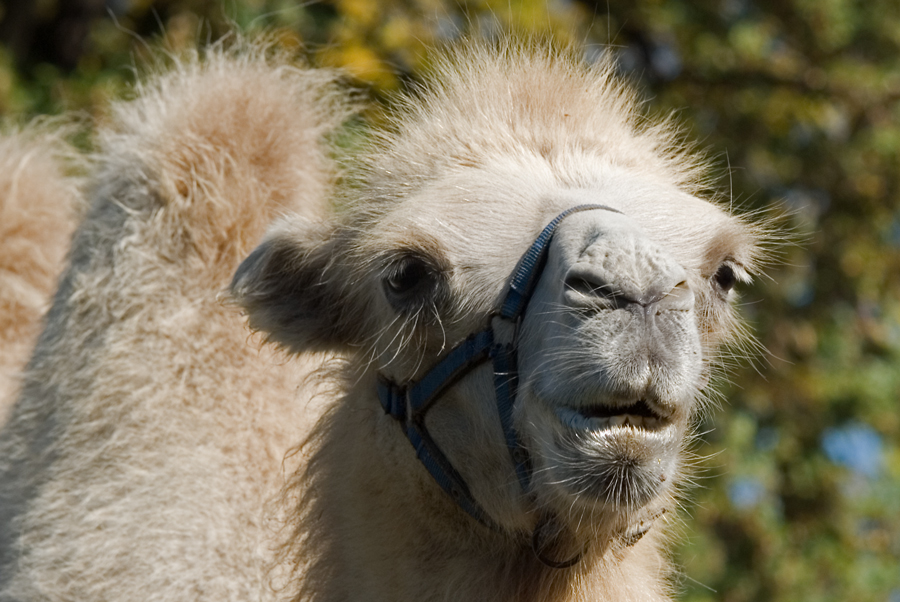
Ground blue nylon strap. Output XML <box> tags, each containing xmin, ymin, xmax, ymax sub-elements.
<box><xmin>500</xmin><ymin>204</ymin><xmax>621</xmax><ymax>320</ymax></box>
<box><xmin>406</xmin><ymin>422</ymin><xmax>501</xmax><ymax>529</ymax></box>
<box><xmin>406</xmin><ymin>330</ymin><xmax>494</xmax><ymax>414</ymax></box>
<box><xmin>491</xmin><ymin>343</ymin><xmax>530</xmax><ymax>490</ymax></box>
<box><xmin>377</xmin><ymin>329</ymin><xmax>493</xmax><ymax>418</ymax></box>
<box><xmin>378</xmin><ymin>379</ymin><xmax>498</xmax><ymax>526</ymax></box>
<box><xmin>376</xmin><ymin>329</ymin><xmax>498</xmax><ymax>527</ymax></box>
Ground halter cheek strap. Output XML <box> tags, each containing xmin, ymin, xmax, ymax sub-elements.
<box><xmin>377</xmin><ymin>331</ymin><xmax>499</xmax><ymax>527</ymax></box>
<box><xmin>377</xmin><ymin>204</ymin><xmax>621</xmax><ymax>529</ymax></box>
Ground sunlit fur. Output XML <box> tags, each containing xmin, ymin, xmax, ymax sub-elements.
<box><xmin>0</xmin><ymin>41</ymin><xmax>353</xmax><ymax>601</ymax></box>
<box><xmin>0</xmin><ymin>125</ymin><xmax>81</xmax><ymax>426</ymax></box>
<box><xmin>0</xmin><ymin>37</ymin><xmax>772</xmax><ymax>602</ymax></box>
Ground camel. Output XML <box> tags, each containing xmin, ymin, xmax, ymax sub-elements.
<box><xmin>0</xmin><ymin>38</ymin><xmax>768</xmax><ymax>602</ymax></box>
<box><xmin>0</xmin><ymin>126</ymin><xmax>80</xmax><ymax>426</ymax></box>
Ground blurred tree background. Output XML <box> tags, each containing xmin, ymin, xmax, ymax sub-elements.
<box><xmin>0</xmin><ymin>1</ymin><xmax>897</xmax><ymax>600</ymax></box>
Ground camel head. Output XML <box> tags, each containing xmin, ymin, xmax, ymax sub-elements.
<box><xmin>230</xmin><ymin>41</ymin><xmax>764</xmax><ymax>560</ymax></box>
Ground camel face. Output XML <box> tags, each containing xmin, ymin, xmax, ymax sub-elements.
<box><xmin>234</xmin><ymin>152</ymin><xmax>759</xmax><ymax>534</ymax></box>
<box><xmin>228</xmin><ymin>46</ymin><xmax>769</xmax><ymax>572</ymax></box>
<box><xmin>366</xmin><ymin>162</ymin><xmax>755</xmax><ymax>526</ymax></box>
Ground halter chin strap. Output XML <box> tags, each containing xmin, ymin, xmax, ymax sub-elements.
<box><xmin>377</xmin><ymin>204</ymin><xmax>621</xmax><ymax>530</ymax></box>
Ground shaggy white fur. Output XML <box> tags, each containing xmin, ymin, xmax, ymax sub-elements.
<box><xmin>0</xmin><ymin>38</ymin><xmax>770</xmax><ymax>602</ymax></box>
<box><xmin>0</xmin><ymin>43</ymin><xmax>352</xmax><ymax>601</ymax></box>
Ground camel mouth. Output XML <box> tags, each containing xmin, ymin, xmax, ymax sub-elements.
<box><xmin>556</xmin><ymin>400</ymin><xmax>672</xmax><ymax>432</ymax></box>
<box><xmin>541</xmin><ymin>399</ymin><xmax>679</xmax><ymax>512</ymax></box>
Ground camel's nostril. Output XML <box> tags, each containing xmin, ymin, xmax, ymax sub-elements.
<box><xmin>564</xmin><ymin>272</ymin><xmax>691</xmax><ymax>311</ymax></box>
<box><xmin>564</xmin><ymin>274</ymin><xmax>631</xmax><ymax>310</ymax></box>
<box><xmin>565</xmin><ymin>277</ymin><xmax>617</xmax><ymax>298</ymax></box>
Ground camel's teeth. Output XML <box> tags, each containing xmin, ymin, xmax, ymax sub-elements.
<box><xmin>624</xmin><ymin>415</ymin><xmax>645</xmax><ymax>428</ymax></box>
<box><xmin>557</xmin><ymin>408</ymin><xmax>666</xmax><ymax>433</ymax></box>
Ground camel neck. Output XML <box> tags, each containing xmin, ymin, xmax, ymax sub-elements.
<box><xmin>285</xmin><ymin>374</ymin><xmax>672</xmax><ymax>602</ymax></box>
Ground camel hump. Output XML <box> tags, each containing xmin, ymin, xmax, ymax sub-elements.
<box><xmin>93</xmin><ymin>39</ymin><xmax>354</xmax><ymax>278</ymax></box>
<box><xmin>0</xmin><ymin>124</ymin><xmax>81</xmax><ymax>423</ymax></box>
<box><xmin>0</xmin><ymin>124</ymin><xmax>80</xmax><ymax>334</ymax></box>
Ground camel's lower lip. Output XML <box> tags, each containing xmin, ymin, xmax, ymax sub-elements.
<box><xmin>542</xmin><ymin>405</ymin><xmax>679</xmax><ymax>510</ymax></box>
<box><xmin>555</xmin><ymin>405</ymin><xmax>672</xmax><ymax>433</ymax></box>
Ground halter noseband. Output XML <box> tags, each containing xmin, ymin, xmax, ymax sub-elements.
<box><xmin>376</xmin><ymin>204</ymin><xmax>622</xmax><ymax>531</ymax></box>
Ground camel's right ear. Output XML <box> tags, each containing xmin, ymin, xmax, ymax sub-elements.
<box><xmin>229</xmin><ymin>219</ymin><xmax>360</xmax><ymax>353</ymax></box>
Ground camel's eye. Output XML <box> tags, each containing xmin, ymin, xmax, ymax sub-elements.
<box><xmin>382</xmin><ymin>254</ymin><xmax>443</xmax><ymax>311</ymax></box>
<box><xmin>713</xmin><ymin>263</ymin><xmax>737</xmax><ymax>295</ymax></box>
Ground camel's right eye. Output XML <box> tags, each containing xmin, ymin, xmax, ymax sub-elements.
<box><xmin>712</xmin><ymin>260</ymin><xmax>748</xmax><ymax>298</ymax></box>
<box><xmin>713</xmin><ymin>264</ymin><xmax>736</xmax><ymax>293</ymax></box>
<box><xmin>382</xmin><ymin>255</ymin><xmax>442</xmax><ymax>311</ymax></box>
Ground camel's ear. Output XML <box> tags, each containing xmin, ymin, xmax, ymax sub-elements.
<box><xmin>229</xmin><ymin>218</ymin><xmax>360</xmax><ymax>353</ymax></box>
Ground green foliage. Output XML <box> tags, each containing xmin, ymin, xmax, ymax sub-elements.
<box><xmin>1</xmin><ymin>1</ymin><xmax>896</xmax><ymax>600</ymax></box>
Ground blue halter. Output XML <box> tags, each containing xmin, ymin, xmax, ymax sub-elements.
<box><xmin>377</xmin><ymin>204</ymin><xmax>621</xmax><ymax>529</ymax></box>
